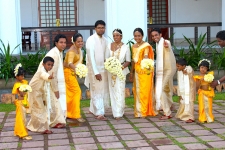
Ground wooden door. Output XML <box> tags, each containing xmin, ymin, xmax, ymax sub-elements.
<box><xmin>38</xmin><ymin>0</ymin><xmax>77</xmax><ymax>49</ymax></box>
<box><xmin>147</xmin><ymin>0</ymin><xmax>169</xmax><ymax>41</ymax></box>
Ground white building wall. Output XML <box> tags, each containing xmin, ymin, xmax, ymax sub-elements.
<box><xmin>222</xmin><ymin>0</ymin><xmax>225</xmax><ymax>30</ymax></box>
<box><xmin>170</xmin><ymin>0</ymin><xmax>222</xmax><ymax>40</ymax></box>
<box><xmin>77</xmin><ymin>0</ymin><xmax>105</xmax><ymax>41</ymax></box>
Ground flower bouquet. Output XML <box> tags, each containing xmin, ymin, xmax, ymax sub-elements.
<box><xmin>75</xmin><ymin>64</ymin><xmax>88</xmax><ymax>78</ymax></box>
<box><xmin>104</xmin><ymin>56</ymin><xmax>125</xmax><ymax>81</ymax></box>
<box><xmin>204</xmin><ymin>73</ymin><xmax>214</xmax><ymax>83</ymax></box>
<box><xmin>140</xmin><ymin>58</ymin><xmax>154</xmax><ymax>75</ymax></box>
<box><xmin>19</xmin><ymin>84</ymin><xmax>32</xmax><ymax>108</ymax></box>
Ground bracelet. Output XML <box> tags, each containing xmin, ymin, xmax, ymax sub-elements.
<box><xmin>217</xmin><ymin>80</ymin><xmax>221</xmax><ymax>85</ymax></box>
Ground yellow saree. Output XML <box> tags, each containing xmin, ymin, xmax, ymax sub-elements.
<box><xmin>194</xmin><ymin>71</ymin><xmax>214</xmax><ymax>123</ymax></box>
<box><xmin>12</xmin><ymin>80</ymin><xmax>29</xmax><ymax>138</ymax></box>
<box><xmin>64</xmin><ymin>50</ymin><xmax>82</xmax><ymax>119</ymax></box>
<box><xmin>132</xmin><ymin>42</ymin><xmax>157</xmax><ymax>117</ymax></box>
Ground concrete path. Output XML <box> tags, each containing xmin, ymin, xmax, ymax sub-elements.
<box><xmin>0</xmin><ymin>101</ymin><xmax>225</xmax><ymax>150</ymax></box>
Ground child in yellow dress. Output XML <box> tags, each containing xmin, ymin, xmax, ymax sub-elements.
<box><xmin>193</xmin><ymin>59</ymin><xmax>214</xmax><ymax>123</ymax></box>
<box><xmin>12</xmin><ymin>63</ymin><xmax>32</xmax><ymax>140</ymax></box>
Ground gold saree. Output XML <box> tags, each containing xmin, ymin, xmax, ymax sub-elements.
<box><xmin>194</xmin><ymin>71</ymin><xmax>214</xmax><ymax>123</ymax></box>
<box><xmin>12</xmin><ymin>80</ymin><xmax>29</xmax><ymax>138</ymax></box>
<box><xmin>132</xmin><ymin>43</ymin><xmax>157</xmax><ymax>117</ymax></box>
<box><xmin>64</xmin><ymin>50</ymin><xmax>82</xmax><ymax>119</ymax></box>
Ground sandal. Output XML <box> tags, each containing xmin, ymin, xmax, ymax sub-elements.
<box><xmin>76</xmin><ymin>118</ymin><xmax>86</xmax><ymax>123</ymax></box>
<box><xmin>95</xmin><ymin>115</ymin><xmax>108</xmax><ymax>121</ymax></box>
<box><xmin>53</xmin><ymin>123</ymin><xmax>65</xmax><ymax>128</ymax></box>
<box><xmin>115</xmin><ymin>117</ymin><xmax>121</xmax><ymax>120</ymax></box>
<box><xmin>22</xmin><ymin>135</ymin><xmax>32</xmax><ymax>140</ymax></box>
<box><xmin>42</xmin><ymin>130</ymin><xmax>53</xmax><ymax>134</ymax></box>
<box><xmin>159</xmin><ymin>115</ymin><xmax>172</xmax><ymax>120</ymax></box>
<box><xmin>185</xmin><ymin>119</ymin><xmax>195</xmax><ymax>123</ymax></box>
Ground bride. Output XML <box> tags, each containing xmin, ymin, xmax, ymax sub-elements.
<box><xmin>105</xmin><ymin>28</ymin><xmax>131</xmax><ymax>120</ymax></box>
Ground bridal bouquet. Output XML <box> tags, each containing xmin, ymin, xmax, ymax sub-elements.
<box><xmin>75</xmin><ymin>64</ymin><xmax>88</xmax><ymax>78</ymax></box>
<box><xmin>141</xmin><ymin>58</ymin><xmax>154</xmax><ymax>75</ymax></box>
<box><xmin>104</xmin><ymin>56</ymin><xmax>125</xmax><ymax>80</ymax></box>
<box><xmin>19</xmin><ymin>84</ymin><xmax>32</xmax><ymax>92</ymax></box>
<box><xmin>204</xmin><ymin>73</ymin><xmax>214</xmax><ymax>82</ymax></box>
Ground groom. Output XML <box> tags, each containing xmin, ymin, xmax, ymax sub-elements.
<box><xmin>85</xmin><ymin>20</ymin><xmax>110</xmax><ymax>121</ymax></box>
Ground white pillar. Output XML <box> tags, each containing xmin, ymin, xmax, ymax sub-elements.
<box><xmin>0</xmin><ymin>0</ymin><xmax>22</xmax><ymax>54</ymax></box>
<box><xmin>222</xmin><ymin>0</ymin><xmax>225</xmax><ymax>30</ymax></box>
<box><xmin>105</xmin><ymin>0</ymin><xmax>147</xmax><ymax>44</ymax></box>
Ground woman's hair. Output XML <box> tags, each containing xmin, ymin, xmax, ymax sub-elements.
<box><xmin>150</xmin><ymin>28</ymin><xmax>161</xmax><ymax>34</ymax></box>
<box><xmin>112</xmin><ymin>28</ymin><xmax>122</xmax><ymax>35</ymax></box>
<box><xmin>176</xmin><ymin>58</ymin><xmax>187</xmax><ymax>66</ymax></box>
<box><xmin>16</xmin><ymin>67</ymin><xmax>25</xmax><ymax>77</ymax></box>
<box><xmin>133</xmin><ymin>28</ymin><xmax>144</xmax><ymax>36</ymax></box>
<box><xmin>95</xmin><ymin>20</ymin><xmax>106</xmax><ymax>28</ymax></box>
<box><xmin>198</xmin><ymin>60</ymin><xmax>210</xmax><ymax>71</ymax></box>
<box><xmin>72</xmin><ymin>33</ymin><xmax>83</xmax><ymax>43</ymax></box>
<box><xmin>43</xmin><ymin>56</ymin><xmax>54</xmax><ymax>64</ymax></box>
<box><xmin>216</xmin><ymin>30</ymin><xmax>225</xmax><ymax>40</ymax></box>
<box><xmin>54</xmin><ymin>34</ymin><xmax>67</xmax><ymax>46</ymax></box>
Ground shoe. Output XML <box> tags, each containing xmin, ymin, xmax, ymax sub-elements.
<box><xmin>77</xmin><ymin>118</ymin><xmax>86</xmax><ymax>123</ymax></box>
<box><xmin>185</xmin><ymin>119</ymin><xmax>195</xmax><ymax>123</ymax></box>
<box><xmin>159</xmin><ymin>115</ymin><xmax>172</xmax><ymax>120</ymax></box>
<box><xmin>22</xmin><ymin>135</ymin><xmax>32</xmax><ymax>140</ymax></box>
<box><xmin>42</xmin><ymin>130</ymin><xmax>53</xmax><ymax>134</ymax></box>
<box><xmin>53</xmin><ymin>123</ymin><xmax>65</xmax><ymax>128</ymax></box>
<box><xmin>95</xmin><ymin>115</ymin><xmax>108</xmax><ymax>121</ymax></box>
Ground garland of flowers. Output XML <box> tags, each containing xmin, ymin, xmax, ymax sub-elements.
<box><xmin>14</xmin><ymin>63</ymin><xmax>22</xmax><ymax>76</ymax></box>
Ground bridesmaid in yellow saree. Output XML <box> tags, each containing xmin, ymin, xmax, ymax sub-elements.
<box><xmin>129</xmin><ymin>28</ymin><xmax>158</xmax><ymax>118</ymax></box>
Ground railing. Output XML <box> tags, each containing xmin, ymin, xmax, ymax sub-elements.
<box><xmin>21</xmin><ymin>22</ymin><xmax>222</xmax><ymax>51</ymax></box>
<box><xmin>147</xmin><ymin>22</ymin><xmax>222</xmax><ymax>45</ymax></box>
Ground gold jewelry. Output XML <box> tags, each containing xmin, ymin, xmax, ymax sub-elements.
<box><xmin>137</xmin><ymin>41</ymin><xmax>144</xmax><ymax>47</ymax></box>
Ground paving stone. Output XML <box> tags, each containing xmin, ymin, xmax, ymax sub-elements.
<box><xmin>211</xmin><ymin>128</ymin><xmax>225</xmax><ymax>134</ymax></box>
<box><xmin>22</xmin><ymin>141</ymin><xmax>44</xmax><ymax>148</ymax></box>
<box><xmin>116</xmin><ymin>128</ymin><xmax>138</xmax><ymax>135</ymax></box>
<box><xmin>154</xmin><ymin>121</ymin><xmax>174</xmax><ymax>127</ymax></box>
<box><xmin>70</xmin><ymin>126</ymin><xmax>89</xmax><ymax>132</ymax></box>
<box><xmin>2</xmin><ymin>126</ymin><xmax>14</xmax><ymax>131</ymax></box>
<box><xmin>182</xmin><ymin>125</ymin><xmax>204</xmax><ymax>130</ymax></box>
<box><xmin>167</xmin><ymin>131</ymin><xmax>191</xmax><ymax>137</ymax></box>
<box><xmin>191</xmin><ymin>130</ymin><xmax>214</xmax><ymax>136</ymax></box>
<box><xmin>30</xmin><ymin>135</ymin><xmax>44</xmax><ymax>141</ymax></box>
<box><xmin>100</xmin><ymin>142</ymin><xmax>124</xmax><ymax>149</ymax></box>
<box><xmin>216</xmin><ymin>117</ymin><xmax>225</xmax><ymax>122</ymax></box>
<box><xmin>198</xmin><ymin>135</ymin><xmax>223</xmax><ymax>141</ymax></box>
<box><xmin>216</xmin><ymin>109</ymin><xmax>225</xmax><ymax>113</ymax></box>
<box><xmin>4</xmin><ymin>122</ymin><xmax>15</xmax><ymax>126</ymax></box>
<box><xmin>91</xmin><ymin>125</ymin><xmax>111</xmax><ymax>130</ymax></box>
<box><xmin>131</xmin><ymin>147</ymin><xmax>154</xmax><ymax>150</ymax></box>
<box><xmin>109</xmin><ymin>120</ymin><xmax>128</xmax><ymax>124</ymax></box>
<box><xmin>0</xmin><ymin>136</ymin><xmax>19</xmax><ymax>142</ymax></box>
<box><xmin>75</xmin><ymin>144</ymin><xmax>98</xmax><ymax>150</ymax></box>
<box><xmin>0</xmin><ymin>131</ymin><xmax>14</xmax><ymax>136</ymax></box>
<box><xmin>0</xmin><ymin>118</ymin><xmax>3</xmax><ymax>122</ymax></box>
<box><xmin>129</xmin><ymin>118</ymin><xmax>149</xmax><ymax>123</ymax></box>
<box><xmin>48</xmin><ymin>139</ymin><xmax>69</xmax><ymax>146</ymax></box>
<box><xmin>5</xmin><ymin>118</ymin><xmax>15</xmax><ymax>122</ymax></box>
<box><xmin>214</xmin><ymin>113</ymin><xmax>225</xmax><ymax>118</ymax></box>
<box><xmin>71</xmin><ymin>132</ymin><xmax>91</xmax><ymax>138</ymax></box>
<box><xmin>175</xmin><ymin>137</ymin><xmax>198</xmax><ymax>143</ymax></box>
<box><xmin>120</xmin><ymin>134</ymin><xmax>143</xmax><ymax>140</ymax></box>
<box><xmin>94</xmin><ymin>130</ymin><xmax>115</xmax><ymax>136</ymax></box>
<box><xmin>151</xmin><ymin>138</ymin><xmax>173</xmax><ymax>145</ymax></box>
<box><xmin>126</xmin><ymin>140</ymin><xmax>149</xmax><ymax>147</ymax></box>
<box><xmin>73</xmin><ymin>137</ymin><xmax>95</xmax><ymax>144</ymax></box>
<box><xmin>48</xmin><ymin>133</ymin><xmax>68</xmax><ymax>139</ymax></box>
<box><xmin>50</xmin><ymin>128</ymin><xmax>67</xmax><ymax>133</ymax></box>
<box><xmin>113</xmin><ymin>123</ymin><xmax>133</xmax><ymax>129</ymax></box>
<box><xmin>161</xmin><ymin>125</ymin><xmax>182</xmax><ymax>132</ymax></box>
<box><xmin>139</xmin><ymin>127</ymin><xmax>161</xmax><ymax>133</ymax></box>
<box><xmin>134</xmin><ymin>123</ymin><xmax>154</xmax><ymax>128</ymax></box>
<box><xmin>89</xmin><ymin>121</ymin><xmax>107</xmax><ymax>126</ymax></box>
<box><xmin>157</xmin><ymin>145</ymin><xmax>182</xmax><ymax>150</ymax></box>
<box><xmin>97</xmin><ymin>136</ymin><xmax>119</xmax><ymax>142</ymax></box>
<box><xmin>0</xmin><ymin>142</ymin><xmax>18</xmax><ymax>149</ymax></box>
<box><xmin>145</xmin><ymin>133</ymin><xmax>167</xmax><ymax>139</ymax></box>
<box><xmin>208</xmin><ymin>141</ymin><xmax>225</xmax><ymax>148</ymax></box>
<box><xmin>0</xmin><ymin>112</ymin><xmax>5</xmax><ymax>118</ymax></box>
<box><xmin>203</xmin><ymin>123</ymin><xmax>225</xmax><ymax>128</ymax></box>
<box><xmin>22</xmin><ymin>148</ymin><xmax>44</xmax><ymax>150</ymax></box>
<box><xmin>175</xmin><ymin>120</ymin><xmax>197</xmax><ymax>126</ymax></box>
<box><xmin>86</xmin><ymin>117</ymin><xmax>98</xmax><ymax>122</ymax></box>
<box><xmin>183</xmin><ymin>143</ymin><xmax>209</xmax><ymax>149</ymax></box>
<box><xmin>125</xmin><ymin>115</ymin><xmax>135</xmax><ymax>119</ymax></box>
<box><xmin>48</xmin><ymin>145</ymin><xmax>71</xmax><ymax>150</ymax></box>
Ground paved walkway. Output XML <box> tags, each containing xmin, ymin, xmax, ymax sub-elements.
<box><xmin>0</xmin><ymin>101</ymin><xmax>225</xmax><ymax>150</ymax></box>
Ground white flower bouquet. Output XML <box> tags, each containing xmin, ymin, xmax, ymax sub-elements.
<box><xmin>75</xmin><ymin>64</ymin><xmax>88</xmax><ymax>78</ymax></box>
<box><xmin>104</xmin><ymin>56</ymin><xmax>125</xmax><ymax>80</ymax></box>
<box><xmin>19</xmin><ymin>84</ymin><xmax>32</xmax><ymax>92</ymax></box>
<box><xmin>141</xmin><ymin>58</ymin><xmax>154</xmax><ymax>74</ymax></box>
<box><xmin>204</xmin><ymin>73</ymin><xmax>214</xmax><ymax>83</ymax></box>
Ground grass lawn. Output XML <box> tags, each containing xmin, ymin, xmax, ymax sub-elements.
<box><xmin>1</xmin><ymin>93</ymin><xmax>225</xmax><ymax>113</ymax></box>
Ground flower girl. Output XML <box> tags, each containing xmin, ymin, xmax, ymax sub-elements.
<box><xmin>193</xmin><ymin>59</ymin><xmax>214</xmax><ymax>123</ymax></box>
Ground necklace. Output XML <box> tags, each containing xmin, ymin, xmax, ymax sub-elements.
<box><xmin>114</xmin><ymin>42</ymin><xmax>122</xmax><ymax>49</ymax></box>
<box><xmin>137</xmin><ymin>41</ymin><xmax>144</xmax><ymax>47</ymax></box>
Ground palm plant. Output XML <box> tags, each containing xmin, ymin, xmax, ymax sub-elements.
<box><xmin>0</xmin><ymin>39</ymin><xmax>20</xmax><ymax>85</ymax></box>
